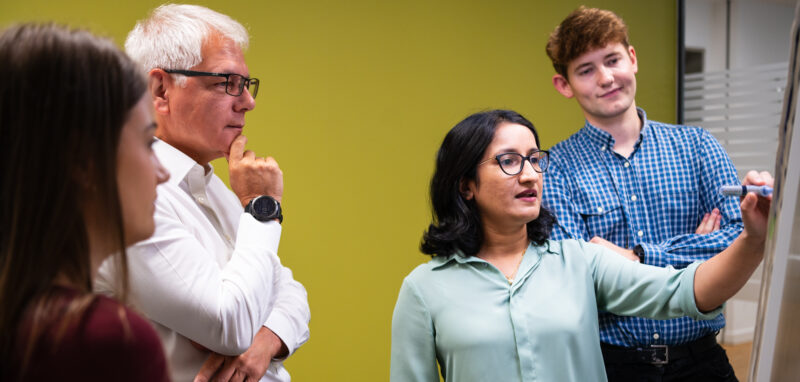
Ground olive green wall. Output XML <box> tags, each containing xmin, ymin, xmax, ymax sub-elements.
<box><xmin>1</xmin><ymin>0</ymin><xmax>676</xmax><ymax>379</ymax></box>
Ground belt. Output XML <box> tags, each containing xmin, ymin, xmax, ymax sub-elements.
<box><xmin>600</xmin><ymin>334</ymin><xmax>719</xmax><ymax>365</ymax></box>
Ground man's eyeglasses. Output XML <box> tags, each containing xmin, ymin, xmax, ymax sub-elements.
<box><xmin>479</xmin><ymin>151</ymin><xmax>550</xmax><ymax>175</ymax></box>
<box><xmin>163</xmin><ymin>69</ymin><xmax>259</xmax><ymax>98</ymax></box>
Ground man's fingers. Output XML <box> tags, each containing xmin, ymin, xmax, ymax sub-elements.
<box><xmin>210</xmin><ymin>358</ymin><xmax>238</xmax><ymax>382</ymax></box>
<box><xmin>696</xmin><ymin>213</ymin><xmax>710</xmax><ymax>234</ymax></box>
<box><xmin>193</xmin><ymin>353</ymin><xmax>226</xmax><ymax>382</ymax></box>
<box><xmin>230</xmin><ymin>369</ymin><xmax>247</xmax><ymax>382</ymax></box>
<box><xmin>243</xmin><ymin>150</ymin><xmax>256</xmax><ymax>160</ymax></box>
<box><xmin>713</xmin><ymin>214</ymin><xmax>721</xmax><ymax>231</ymax></box>
<box><xmin>228</xmin><ymin>135</ymin><xmax>248</xmax><ymax>162</ymax></box>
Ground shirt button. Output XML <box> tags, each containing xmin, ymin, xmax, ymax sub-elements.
<box><xmin>597</xmin><ymin>206</ymin><xmax>604</xmax><ymax>213</ymax></box>
<box><xmin>624</xmin><ymin>162</ymin><xmax>630</xmax><ymax>168</ymax></box>
<box><xmin>197</xmin><ymin>196</ymin><xmax>206</xmax><ymax>203</ymax></box>
<box><xmin>637</xmin><ymin>230</ymin><xmax>644</xmax><ymax>237</ymax></box>
<box><xmin>653</xmin><ymin>333</ymin><xmax>660</xmax><ymax>340</ymax></box>
<box><xmin>601</xmin><ymin>145</ymin><xmax>606</xmax><ymax>151</ymax></box>
<box><xmin>631</xmin><ymin>195</ymin><xmax>637</xmax><ymax>201</ymax></box>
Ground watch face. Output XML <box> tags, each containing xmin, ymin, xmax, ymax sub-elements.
<box><xmin>253</xmin><ymin>197</ymin><xmax>278</xmax><ymax>217</ymax></box>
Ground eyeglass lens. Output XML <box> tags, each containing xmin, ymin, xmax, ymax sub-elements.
<box><xmin>497</xmin><ymin>152</ymin><xmax>549</xmax><ymax>175</ymax></box>
<box><xmin>226</xmin><ymin>74</ymin><xmax>259</xmax><ymax>98</ymax></box>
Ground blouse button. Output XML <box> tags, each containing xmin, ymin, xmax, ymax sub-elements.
<box><xmin>631</xmin><ymin>195</ymin><xmax>637</xmax><ymax>201</ymax></box>
<box><xmin>597</xmin><ymin>206</ymin><xmax>604</xmax><ymax>213</ymax></box>
<box><xmin>624</xmin><ymin>162</ymin><xmax>630</xmax><ymax>168</ymax></box>
<box><xmin>653</xmin><ymin>333</ymin><xmax>660</xmax><ymax>340</ymax></box>
<box><xmin>637</xmin><ymin>230</ymin><xmax>644</xmax><ymax>237</ymax></box>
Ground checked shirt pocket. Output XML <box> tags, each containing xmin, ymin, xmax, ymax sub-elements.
<box><xmin>577</xmin><ymin>198</ymin><xmax>627</xmax><ymax>240</ymax></box>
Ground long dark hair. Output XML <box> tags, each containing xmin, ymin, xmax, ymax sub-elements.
<box><xmin>0</xmin><ymin>24</ymin><xmax>146</xmax><ymax>374</ymax></box>
<box><xmin>421</xmin><ymin>110</ymin><xmax>555</xmax><ymax>257</ymax></box>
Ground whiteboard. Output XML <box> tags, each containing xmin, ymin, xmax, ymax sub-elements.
<box><xmin>749</xmin><ymin>2</ymin><xmax>800</xmax><ymax>380</ymax></box>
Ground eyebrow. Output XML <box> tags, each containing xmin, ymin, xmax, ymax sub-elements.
<box><xmin>493</xmin><ymin>147</ymin><xmax>540</xmax><ymax>156</ymax></box>
<box><xmin>573</xmin><ymin>52</ymin><xmax>623</xmax><ymax>71</ymax></box>
<box><xmin>209</xmin><ymin>68</ymin><xmax>251</xmax><ymax>77</ymax></box>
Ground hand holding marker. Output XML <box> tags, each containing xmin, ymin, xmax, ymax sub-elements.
<box><xmin>719</xmin><ymin>185</ymin><xmax>773</xmax><ymax>197</ymax></box>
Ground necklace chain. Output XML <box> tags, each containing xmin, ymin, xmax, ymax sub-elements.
<box><xmin>503</xmin><ymin>250</ymin><xmax>526</xmax><ymax>285</ymax></box>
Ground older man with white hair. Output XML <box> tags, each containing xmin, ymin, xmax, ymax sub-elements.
<box><xmin>96</xmin><ymin>4</ymin><xmax>310</xmax><ymax>382</ymax></box>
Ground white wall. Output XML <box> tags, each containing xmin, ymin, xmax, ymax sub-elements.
<box><xmin>730</xmin><ymin>0</ymin><xmax>795</xmax><ymax>68</ymax></box>
<box><xmin>684</xmin><ymin>0</ymin><xmax>796</xmax><ymax>346</ymax></box>
<box><xmin>686</xmin><ymin>0</ymin><xmax>795</xmax><ymax>71</ymax></box>
<box><xmin>686</xmin><ymin>0</ymin><xmax>728</xmax><ymax>71</ymax></box>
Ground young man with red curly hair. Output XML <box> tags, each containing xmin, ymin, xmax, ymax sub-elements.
<box><xmin>542</xmin><ymin>7</ymin><xmax>742</xmax><ymax>381</ymax></box>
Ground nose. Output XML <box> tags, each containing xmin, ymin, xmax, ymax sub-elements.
<box><xmin>234</xmin><ymin>87</ymin><xmax>256</xmax><ymax>112</ymax></box>
<box><xmin>153</xmin><ymin>155</ymin><xmax>170</xmax><ymax>185</ymax></box>
<box><xmin>518</xmin><ymin>159</ymin><xmax>540</xmax><ymax>183</ymax></box>
<box><xmin>598</xmin><ymin>66</ymin><xmax>614</xmax><ymax>86</ymax></box>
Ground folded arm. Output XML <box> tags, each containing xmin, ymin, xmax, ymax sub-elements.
<box><xmin>97</xmin><ymin>203</ymin><xmax>282</xmax><ymax>355</ymax></box>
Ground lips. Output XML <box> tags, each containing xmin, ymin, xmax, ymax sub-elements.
<box><xmin>599</xmin><ymin>87</ymin><xmax>622</xmax><ymax>98</ymax></box>
<box><xmin>515</xmin><ymin>189</ymin><xmax>538</xmax><ymax>198</ymax></box>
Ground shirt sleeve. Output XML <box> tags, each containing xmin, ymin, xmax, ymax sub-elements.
<box><xmin>264</xmin><ymin>265</ymin><xmax>310</xmax><ymax>359</ymax></box>
<box><xmin>542</xmin><ymin>152</ymin><xmax>584</xmax><ymax>241</ymax></box>
<box><xmin>391</xmin><ymin>278</ymin><xmax>440</xmax><ymax>382</ymax></box>
<box><xmin>97</xmin><ymin>198</ymin><xmax>282</xmax><ymax>356</ymax></box>
<box><xmin>586</xmin><ymin>242</ymin><xmax>723</xmax><ymax>320</ymax></box>
<box><xmin>639</xmin><ymin>130</ymin><xmax>743</xmax><ymax>268</ymax></box>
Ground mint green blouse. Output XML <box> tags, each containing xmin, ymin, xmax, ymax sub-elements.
<box><xmin>390</xmin><ymin>239</ymin><xmax>721</xmax><ymax>382</ymax></box>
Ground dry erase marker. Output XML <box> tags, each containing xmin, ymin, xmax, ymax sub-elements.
<box><xmin>719</xmin><ymin>185</ymin><xmax>773</xmax><ymax>197</ymax></box>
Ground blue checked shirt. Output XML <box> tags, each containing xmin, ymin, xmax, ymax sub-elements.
<box><xmin>542</xmin><ymin>108</ymin><xmax>743</xmax><ymax>347</ymax></box>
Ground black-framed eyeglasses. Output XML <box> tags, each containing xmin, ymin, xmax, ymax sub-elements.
<box><xmin>479</xmin><ymin>151</ymin><xmax>550</xmax><ymax>175</ymax></box>
<box><xmin>163</xmin><ymin>69</ymin><xmax>259</xmax><ymax>98</ymax></box>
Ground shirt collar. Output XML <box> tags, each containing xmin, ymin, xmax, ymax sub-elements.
<box><xmin>580</xmin><ymin>107</ymin><xmax>650</xmax><ymax>152</ymax></box>
<box><xmin>154</xmin><ymin>139</ymin><xmax>215</xmax><ymax>187</ymax></box>
<box><xmin>430</xmin><ymin>240</ymin><xmax>558</xmax><ymax>270</ymax></box>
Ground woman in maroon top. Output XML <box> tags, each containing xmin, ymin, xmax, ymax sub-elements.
<box><xmin>0</xmin><ymin>24</ymin><xmax>170</xmax><ymax>381</ymax></box>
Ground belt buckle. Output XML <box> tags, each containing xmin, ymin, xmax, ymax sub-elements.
<box><xmin>649</xmin><ymin>345</ymin><xmax>669</xmax><ymax>365</ymax></box>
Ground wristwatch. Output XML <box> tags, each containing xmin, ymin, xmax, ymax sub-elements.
<box><xmin>633</xmin><ymin>244</ymin><xmax>645</xmax><ymax>263</ymax></box>
<box><xmin>245</xmin><ymin>196</ymin><xmax>283</xmax><ymax>223</ymax></box>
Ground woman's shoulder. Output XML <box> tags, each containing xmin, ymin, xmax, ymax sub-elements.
<box><xmin>22</xmin><ymin>289</ymin><xmax>169</xmax><ymax>381</ymax></box>
<box><xmin>83</xmin><ymin>294</ymin><xmax>160</xmax><ymax>345</ymax></box>
<box><xmin>543</xmin><ymin>238</ymin><xmax>591</xmax><ymax>253</ymax></box>
<box><xmin>542</xmin><ymin>239</ymin><xmax>605</xmax><ymax>262</ymax></box>
<box><xmin>402</xmin><ymin>254</ymin><xmax>462</xmax><ymax>283</ymax></box>
<box><xmin>82</xmin><ymin>295</ymin><xmax>168</xmax><ymax>376</ymax></box>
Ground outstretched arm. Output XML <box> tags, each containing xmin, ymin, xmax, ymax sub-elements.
<box><xmin>694</xmin><ymin>171</ymin><xmax>773</xmax><ymax>312</ymax></box>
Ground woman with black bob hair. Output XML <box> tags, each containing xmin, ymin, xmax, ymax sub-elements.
<box><xmin>0</xmin><ymin>24</ymin><xmax>170</xmax><ymax>381</ymax></box>
<box><xmin>421</xmin><ymin>110</ymin><xmax>555</xmax><ymax>257</ymax></box>
<box><xmin>391</xmin><ymin>109</ymin><xmax>772</xmax><ymax>381</ymax></box>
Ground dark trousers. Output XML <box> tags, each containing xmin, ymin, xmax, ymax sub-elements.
<box><xmin>601</xmin><ymin>336</ymin><xmax>738</xmax><ymax>382</ymax></box>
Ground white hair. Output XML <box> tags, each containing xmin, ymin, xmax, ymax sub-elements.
<box><xmin>125</xmin><ymin>4</ymin><xmax>249</xmax><ymax>84</ymax></box>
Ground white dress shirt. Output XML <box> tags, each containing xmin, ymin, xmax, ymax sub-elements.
<box><xmin>96</xmin><ymin>140</ymin><xmax>310</xmax><ymax>382</ymax></box>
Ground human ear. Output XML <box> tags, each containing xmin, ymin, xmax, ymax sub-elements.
<box><xmin>460</xmin><ymin>178</ymin><xmax>475</xmax><ymax>200</ymax></box>
<box><xmin>148</xmin><ymin>69</ymin><xmax>170</xmax><ymax>114</ymax></box>
<box><xmin>628</xmin><ymin>45</ymin><xmax>638</xmax><ymax>74</ymax></box>
<box><xmin>552</xmin><ymin>74</ymin><xmax>574</xmax><ymax>98</ymax></box>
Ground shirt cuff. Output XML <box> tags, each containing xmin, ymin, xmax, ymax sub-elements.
<box><xmin>638</xmin><ymin>242</ymin><xmax>664</xmax><ymax>267</ymax></box>
<box><xmin>238</xmin><ymin>213</ymin><xmax>282</xmax><ymax>254</ymax></box>
<box><xmin>680</xmin><ymin>261</ymin><xmax>724</xmax><ymax>320</ymax></box>
<box><xmin>265</xmin><ymin>312</ymin><xmax>300</xmax><ymax>360</ymax></box>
